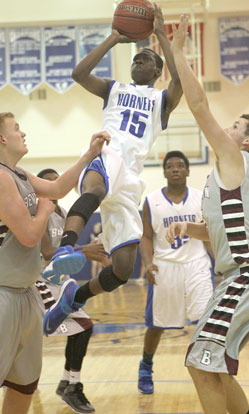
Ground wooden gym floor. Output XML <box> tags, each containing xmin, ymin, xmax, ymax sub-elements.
<box><xmin>1</xmin><ymin>280</ymin><xmax>249</xmax><ymax>414</ymax></box>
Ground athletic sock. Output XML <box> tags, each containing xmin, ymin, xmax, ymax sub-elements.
<box><xmin>61</xmin><ymin>369</ymin><xmax>70</xmax><ymax>381</ymax></box>
<box><xmin>69</xmin><ymin>370</ymin><xmax>81</xmax><ymax>384</ymax></box>
<box><xmin>143</xmin><ymin>351</ymin><xmax>154</xmax><ymax>365</ymax></box>
<box><xmin>60</xmin><ymin>230</ymin><xmax>78</xmax><ymax>247</ymax></box>
<box><xmin>74</xmin><ymin>281</ymin><xmax>95</xmax><ymax>304</ymax></box>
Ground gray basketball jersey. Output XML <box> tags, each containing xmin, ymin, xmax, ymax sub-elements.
<box><xmin>202</xmin><ymin>151</ymin><xmax>249</xmax><ymax>276</ymax></box>
<box><xmin>41</xmin><ymin>207</ymin><xmax>67</xmax><ymax>271</ymax></box>
<box><xmin>0</xmin><ymin>164</ymin><xmax>41</xmax><ymax>288</ymax></box>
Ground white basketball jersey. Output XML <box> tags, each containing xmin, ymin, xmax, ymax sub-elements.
<box><xmin>102</xmin><ymin>81</ymin><xmax>166</xmax><ymax>175</ymax></box>
<box><xmin>146</xmin><ymin>186</ymin><xmax>208</xmax><ymax>263</ymax></box>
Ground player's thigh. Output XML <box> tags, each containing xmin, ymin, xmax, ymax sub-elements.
<box><xmin>185</xmin><ymin>256</ymin><xmax>213</xmax><ymax>321</ymax></box>
<box><xmin>82</xmin><ymin>170</ymin><xmax>106</xmax><ymax>199</ymax></box>
<box><xmin>111</xmin><ymin>242</ymin><xmax>138</xmax><ymax>277</ymax></box>
<box><xmin>148</xmin><ymin>260</ymin><xmax>186</xmax><ymax>328</ymax></box>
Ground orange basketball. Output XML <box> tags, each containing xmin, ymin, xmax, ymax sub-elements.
<box><xmin>113</xmin><ymin>0</ymin><xmax>154</xmax><ymax>40</ymax></box>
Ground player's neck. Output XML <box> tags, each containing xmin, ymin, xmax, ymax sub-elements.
<box><xmin>163</xmin><ymin>184</ymin><xmax>187</xmax><ymax>204</ymax></box>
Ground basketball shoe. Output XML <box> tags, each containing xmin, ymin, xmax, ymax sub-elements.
<box><xmin>43</xmin><ymin>278</ymin><xmax>84</xmax><ymax>335</ymax></box>
<box><xmin>56</xmin><ymin>380</ymin><xmax>69</xmax><ymax>396</ymax></box>
<box><xmin>42</xmin><ymin>245</ymin><xmax>86</xmax><ymax>285</ymax></box>
<box><xmin>138</xmin><ymin>360</ymin><xmax>154</xmax><ymax>394</ymax></box>
<box><xmin>62</xmin><ymin>382</ymin><xmax>95</xmax><ymax>413</ymax></box>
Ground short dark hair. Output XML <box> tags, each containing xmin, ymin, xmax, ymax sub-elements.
<box><xmin>0</xmin><ymin>112</ymin><xmax>14</xmax><ymax>133</ymax></box>
<box><xmin>240</xmin><ymin>114</ymin><xmax>249</xmax><ymax>136</ymax></box>
<box><xmin>141</xmin><ymin>48</ymin><xmax>163</xmax><ymax>70</ymax></box>
<box><xmin>163</xmin><ymin>151</ymin><xmax>190</xmax><ymax>170</ymax></box>
<box><xmin>37</xmin><ymin>168</ymin><xmax>59</xmax><ymax>178</ymax></box>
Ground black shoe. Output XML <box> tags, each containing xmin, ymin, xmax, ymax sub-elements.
<box><xmin>56</xmin><ymin>380</ymin><xmax>69</xmax><ymax>396</ymax></box>
<box><xmin>62</xmin><ymin>382</ymin><xmax>95</xmax><ymax>413</ymax></box>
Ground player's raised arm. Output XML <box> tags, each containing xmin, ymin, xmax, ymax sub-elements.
<box><xmin>72</xmin><ymin>29</ymin><xmax>136</xmax><ymax>99</ymax></box>
<box><xmin>170</xmin><ymin>15</ymin><xmax>244</xmax><ymax>188</ymax></box>
<box><xmin>153</xmin><ymin>4</ymin><xmax>182</xmax><ymax>119</ymax></box>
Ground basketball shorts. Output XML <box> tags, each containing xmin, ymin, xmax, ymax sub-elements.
<box><xmin>0</xmin><ymin>285</ymin><xmax>42</xmax><ymax>390</ymax></box>
<box><xmin>145</xmin><ymin>255</ymin><xmax>213</xmax><ymax>329</ymax></box>
<box><xmin>77</xmin><ymin>146</ymin><xmax>145</xmax><ymax>254</ymax></box>
<box><xmin>36</xmin><ymin>277</ymin><xmax>93</xmax><ymax>337</ymax></box>
<box><xmin>185</xmin><ymin>265</ymin><xmax>249</xmax><ymax>375</ymax></box>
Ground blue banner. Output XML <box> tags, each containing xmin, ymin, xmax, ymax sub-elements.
<box><xmin>0</xmin><ymin>29</ymin><xmax>7</xmax><ymax>90</ymax></box>
<box><xmin>219</xmin><ymin>16</ymin><xmax>249</xmax><ymax>85</ymax></box>
<box><xmin>78</xmin><ymin>24</ymin><xmax>113</xmax><ymax>78</ymax></box>
<box><xmin>45</xmin><ymin>26</ymin><xmax>76</xmax><ymax>93</ymax></box>
<box><xmin>9</xmin><ymin>28</ymin><xmax>42</xmax><ymax>95</ymax></box>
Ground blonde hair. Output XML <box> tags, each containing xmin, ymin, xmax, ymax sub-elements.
<box><xmin>0</xmin><ymin>112</ymin><xmax>14</xmax><ymax>133</ymax></box>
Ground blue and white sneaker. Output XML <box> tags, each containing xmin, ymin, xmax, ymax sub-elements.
<box><xmin>43</xmin><ymin>278</ymin><xmax>84</xmax><ymax>335</ymax></box>
<box><xmin>138</xmin><ymin>360</ymin><xmax>154</xmax><ymax>394</ymax></box>
<box><xmin>42</xmin><ymin>245</ymin><xmax>86</xmax><ymax>285</ymax></box>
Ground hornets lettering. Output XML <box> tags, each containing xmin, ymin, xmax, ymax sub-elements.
<box><xmin>117</xmin><ymin>93</ymin><xmax>155</xmax><ymax>112</ymax></box>
<box><xmin>163</xmin><ymin>214</ymin><xmax>196</xmax><ymax>228</ymax></box>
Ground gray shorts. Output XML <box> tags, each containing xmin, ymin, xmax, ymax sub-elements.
<box><xmin>185</xmin><ymin>266</ymin><xmax>249</xmax><ymax>375</ymax></box>
<box><xmin>0</xmin><ymin>285</ymin><xmax>43</xmax><ymax>392</ymax></box>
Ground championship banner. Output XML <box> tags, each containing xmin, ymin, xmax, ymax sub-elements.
<box><xmin>44</xmin><ymin>26</ymin><xmax>76</xmax><ymax>93</ymax></box>
<box><xmin>78</xmin><ymin>24</ymin><xmax>113</xmax><ymax>78</ymax></box>
<box><xmin>8</xmin><ymin>27</ymin><xmax>42</xmax><ymax>95</ymax></box>
<box><xmin>0</xmin><ymin>29</ymin><xmax>7</xmax><ymax>90</ymax></box>
<box><xmin>219</xmin><ymin>16</ymin><xmax>249</xmax><ymax>85</ymax></box>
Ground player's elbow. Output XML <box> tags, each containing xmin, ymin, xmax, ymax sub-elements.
<box><xmin>72</xmin><ymin>68</ymin><xmax>84</xmax><ymax>84</ymax></box>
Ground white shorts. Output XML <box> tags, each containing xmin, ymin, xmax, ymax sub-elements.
<box><xmin>145</xmin><ymin>255</ymin><xmax>213</xmax><ymax>329</ymax></box>
<box><xmin>78</xmin><ymin>146</ymin><xmax>145</xmax><ymax>254</ymax></box>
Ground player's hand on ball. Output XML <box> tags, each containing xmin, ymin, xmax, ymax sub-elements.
<box><xmin>111</xmin><ymin>28</ymin><xmax>138</xmax><ymax>43</ymax></box>
<box><xmin>171</xmin><ymin>14</ymin><xmax>189</xmax><ymax>52</ymax></box>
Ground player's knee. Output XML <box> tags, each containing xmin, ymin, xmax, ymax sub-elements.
<box><xmin>67</xmin><ymin>193</ymin><xmax>100</xmax><ymax>223</ymax></box>
<box><xmin>112</xmin><ymin>261</ymin><xmax>134</xmax><ymax>281</ymax></box>
<box><xmin>99</xmin><ymin>265</ymin><xmax>128</xmax><ymax>292</ymax></box>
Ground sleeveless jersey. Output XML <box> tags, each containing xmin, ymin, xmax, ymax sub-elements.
<box><xmin>102</xmin><ymin>81</ymin><xmax>167</xmax><ymax>175</ymax></box>
<box><xmin>146</xmin><ymin>186</ymin><xmax>208</xmax><ymax>263</ymax></box>
<box><xmin>202</xmin><ymin>151</ymin><xmax>249</xmax><ymax>276</ymax></box>
<box><xmin>0</xmin><ymin>164</ymin><xmax>41</xmax><ymax>288</ymax></box>
<box><xmin>41</xmin><ymin>207</ymin><xmax>67</xmax><ymax>271</ymax></box>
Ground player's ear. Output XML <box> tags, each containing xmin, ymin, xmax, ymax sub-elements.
<box><xmin>0</xmin><ymin>133</ymin><xmax>6</xmax><ymax>144</ymax></box>
<box><xmin>156</xmin><ymin>68</ymin><xmax>162</xmax><ymax>78</ymax></box>
<box><xmin>242</xmin><ymin>138</ymin><xmax>249</xmax><ymax>152</ymax></box>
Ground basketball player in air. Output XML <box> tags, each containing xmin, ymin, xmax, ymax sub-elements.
<box><xmin>138</xmin><ymin>150</ymin><xmax>213</xmax><ymax>394</ymax></box>
<box><xmin>0</xmin><ymin>114</ymin><xmax>109</xmax><ymax>414</ymax></box>
<box><xmin>42</xmin><ymin>4</ymin><xmax>183</xmax><ymax>335</ymax></box>
<box><xmin>165</xmin><ymin>15</ymin><xmax>249</xmax><ymax>414</ymax></box>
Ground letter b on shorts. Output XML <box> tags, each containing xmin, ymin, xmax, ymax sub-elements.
<box><xmin>201</xmin><ymin>349</ymin><xmax>211</xmax><ymax>365</ymax></box>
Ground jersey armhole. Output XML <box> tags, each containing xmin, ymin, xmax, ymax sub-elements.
<box><xmin>103</xmin><ymin>80</ymin><xmax>116</xmax><ymax>110</ymax></box>
<box><xmin>161</xmin><ymin>89</ymin><xmax>167</xmax><ymax>130</ymax></box>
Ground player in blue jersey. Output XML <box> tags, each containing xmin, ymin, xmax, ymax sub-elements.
<box><xmin>42</xmin><ymin>4</ymin><xmax>183</xmax><ymax>335</ymax></box>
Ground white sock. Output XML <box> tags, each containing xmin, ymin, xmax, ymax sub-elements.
<box><xmin>61</xmin><ymin>369</ymin><xmax>70</xmax><ymax>381</ymax></box>
<box><xmin>69</xmin><ymin>370</ymin><xmax>81</xmax><ymax>384</ymax></box>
